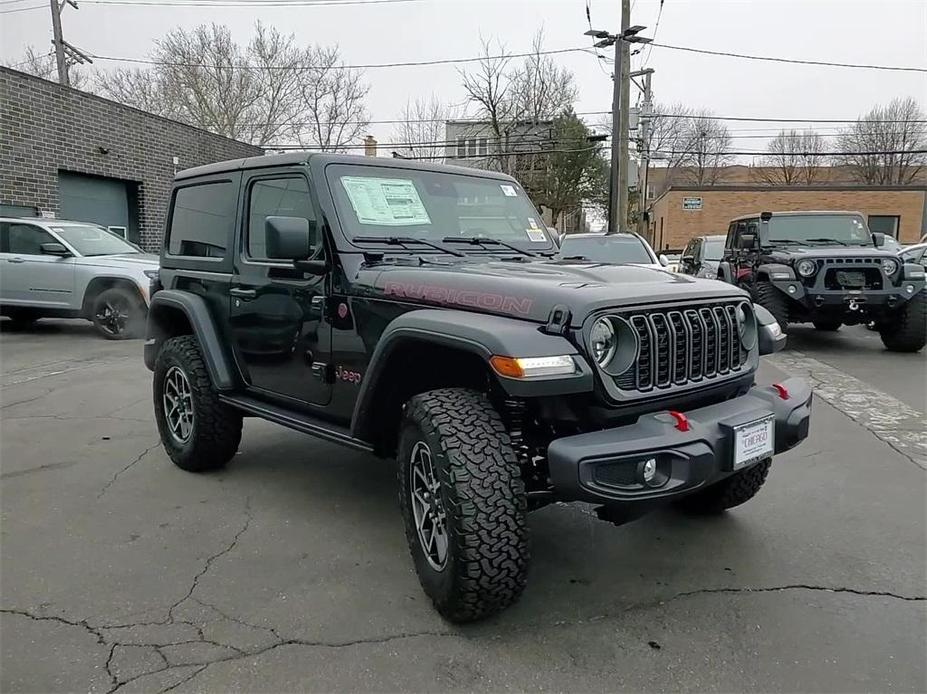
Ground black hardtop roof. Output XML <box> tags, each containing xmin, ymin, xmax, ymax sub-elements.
<box><xmin>174</xmin><ymin>152</ymin><xmax>519</xmax><ymax>182</ymax></box>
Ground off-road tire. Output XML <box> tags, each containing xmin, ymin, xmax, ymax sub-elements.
<box><xmin>812</xmin><ymin>319</ymin><xmax>841</xmax><ymax>331</ymax></box>
<box><xmin>397</xmin><ymin>388</ymin><xmax>529</xmax><ymax>623</ymax></box>
<box><xmin>676</xmin><ymin>458</ymin><xmax>772</xmax><ymax>515</ymax></box>
<box><xmin>754</xmin><ymin>282</ymin><xmax>789</xmax><ymax>332</ymax></box>
<box><xmin>153</xmin><ymin>335</ymin><xmax>242</xmax><ymax>472</ymax></box>
<box><xmin>879</xmin><ymin>290</ymin><xmax>926</xmax><ymax>353</ymax></box>
<box><xmin>91</xmin><ymin>287</ymin><xmax>145</xmax><ymax>340</ymax></box>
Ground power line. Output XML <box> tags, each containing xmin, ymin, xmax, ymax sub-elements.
<box><xmin>649</xmin><ymin>41</ymin><xmax>927</xmax><ymax>74</ymax></box>
<box><xmin>640</xmin><ymin>0</ymin><xmax>664</xmax><ymax>69</ymax></box>
<box><xmin>0</xmin><ymin>3</ymin><xmax>44</xmax><ymax>13</ymax></box>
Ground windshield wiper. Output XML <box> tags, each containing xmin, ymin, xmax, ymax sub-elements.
<box><xmin>767</xmin><ymin>239</ymin><xmax>803</xmax><ymax>245</ymax></box>
<box><xmin>353</xmin><ymin>235</ymin><xmax>465</xmax><ymax>257</ymax></box>
<box><xmin>442</xmin><ymin>236</ymin><xmax>537</xmax><ymax>257</ymax></box>
<box><xmin>560</xmin><ymin>255</ymin><xmax>590</xmax><ymax>261</ymax></box>
<box><xmin>804</xmin><ymin>238</ymin><xmax>849</xmax><ymax>246</ymax></box>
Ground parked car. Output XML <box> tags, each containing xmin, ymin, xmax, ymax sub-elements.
<box><xmin>145</xmin><ymin>153</ymin><xmax>810</xmax><ymax>623</ymax></box>
<box><xmin>0</xmin><ymin>217</ymin><xmax>158</xmax><ymax>338</ymax></box>
<box><xmin>661</xmin><ymin>249</ymin><xmax>683</xmax><ymax>272</ymax></box>
<box><xmin>679</xmin><ymin>235</ymin><xmax>726</xmax><ymax>278</ymax></box>
<box><xmin>557</xmin><ymin>231</ymin><xmax>668</xmax><ymax>269</ymax></box>
<box><xmin>717</xmin><ymin>211</ymin><xmax>925</xmax><ymax>351</ymax></box>
<box><xmin>900</xmin><ymin>243</ymin><xmax>927</xmax><ymax>267</ymax></box>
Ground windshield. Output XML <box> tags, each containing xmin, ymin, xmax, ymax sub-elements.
<box><xmin>766</xmin><ymin>215</ymin><xmax>872</xmax><ymax>246</ymax></box>
<box><xmin>558</xmin><ymin>235</ymin><xmax>654</xmax><ymax>264</ymax></box>
<box><xmin>326</xmin><ymin>164</ymin><xmax>553</xmax><ymax>251</ymax></box>
<box><xmin>703</xmin><ymin>237</ymin><xmax>725</xmax><ymax>260</ymax></box>
<box><xmin>52</xmin><ymin>224</ymin><xmax>139</xmax><ymax>256</ymax></box>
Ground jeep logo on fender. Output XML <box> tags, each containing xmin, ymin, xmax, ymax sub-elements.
<box><xmin>383</xmin><ymin>281</ymin><xmax>533</xmax><ymax>316</ymax></box>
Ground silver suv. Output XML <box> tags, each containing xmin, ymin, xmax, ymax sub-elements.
<box><xmin>0</xmin><ymin>217</ymin><xmax>159</xmax><ymax>339</ymax></box>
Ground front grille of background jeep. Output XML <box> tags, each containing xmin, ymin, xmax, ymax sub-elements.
<box><xmin>612</xmin><ymin>302</ymin><xmax>747</xmax><ymax>393</ymax></box>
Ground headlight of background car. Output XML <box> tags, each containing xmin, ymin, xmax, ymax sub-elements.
<box><xmin>881</xmin><ymin>258</ymin><xmax>898</xmax><ymax>275</ymax></box>
<box><xmin>589</xmin><ymin>317</ymin><xmax>616</xmax><ymax>367</ymax></box>
<box><xmin>796</xmin><ymin>259</ymin><xmax>817</xmax><ymax>278</ymax></box>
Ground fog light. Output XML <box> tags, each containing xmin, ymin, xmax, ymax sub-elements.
<box><xmin>641</xmin><ymin>458</ymin><xmax>657</xmax><ymax>484</ymax></box>
<box><xmin>787</xmin><ymin>284</ymin><xmax>797</xmax><ymax>294</ymax></box>
<box><xmin>905</xmin><ymin>284</ymin><xmax>915</xmax><ymax>294</ymax></box>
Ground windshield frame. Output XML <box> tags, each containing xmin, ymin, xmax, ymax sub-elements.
<box><xmin>50</xmin><ymin>223</ymin><xmax>141</xmax><ymax>257</ymax></box>
<box><xmin>321</xmin><ymin>161</ymin><xmax>556</xmax><ymax>254</ymax></box>
<box><xmin>558</xmin><ymin>234</ymin><xmax>657</xmax><ymax>265</ymax></box>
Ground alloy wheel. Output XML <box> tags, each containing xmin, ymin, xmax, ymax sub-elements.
<box><xmin>96</xmin><ymin>297</ymin><xmax>130</xmax><ymax>335</ymax></box>
<box><xmin>409</xmin><ymin>440</ymin><xmax>449</xmax><ymax>571</ymax></box>
<box><xmin>163</xmin><ymin>365</ymin><xmax>195</xmax><ymax>444</ymax></box>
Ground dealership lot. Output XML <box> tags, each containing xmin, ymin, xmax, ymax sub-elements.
<box><xmin>1</xmin><ymin>320</ymin><xmax>925</xmax><ymax>693</ymax></box>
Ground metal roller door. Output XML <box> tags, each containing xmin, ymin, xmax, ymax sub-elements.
<box><xmin>58</xmin><ymin>172</ymin><xmax>135</xmax><ymax>242</ymax></box>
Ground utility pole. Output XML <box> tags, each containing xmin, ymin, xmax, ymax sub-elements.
<box><xmin>586</xmin><ymin>20</ymin><xmax>651</xmax><ymax>234</ymax></box>
<box><xmin>49</xmin><ymin>0</ymin><xmax>68</xmax><ymax>86</ymax></box>
<box><xmin>633</xmin><ymin>69</ymin><xmax>654</xmax><ymax>239</ymax></box>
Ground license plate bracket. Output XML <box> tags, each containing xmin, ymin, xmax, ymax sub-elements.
<box><xmin>732</xmin><ymin>416</ymin><xmax>775</xmax><ymax>469</ymax></box>
<box><xmin>836</xmin><ymin>270</ymin><xmax>865</xmax><ymax>288</ymax></box>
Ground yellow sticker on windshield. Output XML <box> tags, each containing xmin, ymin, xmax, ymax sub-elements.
<box><xmin>340</xmin><ymin>176</ymin><xmax>431</xmax><ymax>226</ymax></box>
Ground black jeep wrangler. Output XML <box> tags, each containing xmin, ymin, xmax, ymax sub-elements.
<box><xmin>144</xmin><ymin>154</ymin><xmax>811</xmax><ymax>622</ymax></box>
<box><xmin>718</xmin><ymin>211</ymin><xmax>926</xmax><ymax>351</ymax></box>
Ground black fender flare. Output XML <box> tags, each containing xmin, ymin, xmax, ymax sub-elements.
<box><xmin>350</xmin><ymin>309</ymin><xmax>593</xmax><ymax>440</ymax></box>
<box><xmin>717</xmin><ymin>261</ymin><xmax>734</xmax><ymax>284</ymax></box>
<box><xmin>144</xmin><ymin>290</ymin><xmax>239</xmax><ymax>391</ymax></box>
<box><xmin>756</xmin><ymin>263</ymin><xmax>795</xmax><ymax>283</ymax></box>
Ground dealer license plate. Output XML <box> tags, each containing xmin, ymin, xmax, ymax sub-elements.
<box><xmin>836</xmin><ymin>270</ymin><xmax>865</xmax><ymax>288</ymax></box>
<box><xmin>733</xmin><ymin>417</ymin><xmax>775</xmax><ymax>469</ymax></box>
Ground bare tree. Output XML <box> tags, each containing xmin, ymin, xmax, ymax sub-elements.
<box><xmin>294</xmin><ymin>45</ymin><xmax>369</xmax><ymax>152</ymax></box>
<box><xmin>458</xmin><ymin>37</ymin><xmax>515</xmax><ymax>171</ymax></box>
<box><xmin>678</xmin><ymin>111</ymin><xmax>734</xmax><ymax>185</ymax></box>
<box><xmin>95</xmin><ymin>67</ymin><xmax>170</xmax><ymax>116</ymax></box>
<box><xmin>7</xmin><ymin>44</ymin><xmax>90</xmax><ymax>90</ymax></box>
<box><xmin>837</xmin><ymin>97</ymin><xmax>927</xmax><ymax>184</ymax></box>
<box><xmin>509</xmin><ymin>29</ymin><xmax>576</xmax><ymax>123</ymax></box>
<box><xmin>754</xmin><ymin>129</ymin><xmax>828</xmax><ymax>185</ymax></box>
<box><xmin>647</xmin><ymin>102</ymin><xmax>692</xmax><ymax>192</ymax></box>
<box><xmin>392</xmin><ymin>96</ymin><xmax>453</xmax><ymax>161</ymax></box>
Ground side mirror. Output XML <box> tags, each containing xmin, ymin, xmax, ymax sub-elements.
<box><xmin>755</xmin><ymin>304</ymin><xmax>786</xmax><ymax>355</ymax></box>
<box><xmin>738</xmin><ymin>234</ymin><xmax>757</xmax><ymax>250</ymax></box>
<box><xmin>658</xmin><ymin>254</ymin><xmax>669</xmax><ymax>267</ymax></box>
<box><xmin>265</xmin><ymin>216</ymin><xmax>313</xmax><ymax>260</ymax></box>
<box><xmin>41</xmin><ymin>242</ymin><xmax>71</xmax><ymax>257</ymax></box>
<box><xmin>872</xmin><ymin>232</ymin><xmax>886</xmax><ymax>247</ymax></box>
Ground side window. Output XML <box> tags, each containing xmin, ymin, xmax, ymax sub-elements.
<box><xmin>693</xmin><ymin>238</ymin><xmax>703</xmax><ymax>261</ymax></box>
<box><xmin>6</xmin><ymin>223</ymin><xmax>56</xmax><ymax>255</ymax></box>
<box><xmin>725</xmin><ymin>223</ymin><xmax>737</xmax><ymax>250</ymax></box>
<box><xmin>682</xmin><ymin>240</ymin><xmax>694</xmax><ymax>258</ymax></box>
<box><xmin>167</xmin><ymin>181</ymin><xmax>235</xmax><ymax>258</ymax></box>
<box><xmin>246</xmin><ymin>177</ymin><xmax>316</xmax><ymax>261</ymax></box>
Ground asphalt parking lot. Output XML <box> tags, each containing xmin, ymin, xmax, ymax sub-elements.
<box><xmin>1</xmin><ymin>319</ymin><xmax>925</xmax><ymax>693</ymax></box>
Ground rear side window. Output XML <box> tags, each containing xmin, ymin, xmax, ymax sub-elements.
<box><xmin>168</xmin><ymin>182</ymin><xmax>235</xmax><ymax>258</ymax></box>
<box><xmin>246</xmin><ymin>177</ymin><xmax>317</xmax><ymax>260</ymax></box>
<box><xmin>1</xmin><ymin>223</ymin><xmax>56</xmax><ymax>255</ymax></box>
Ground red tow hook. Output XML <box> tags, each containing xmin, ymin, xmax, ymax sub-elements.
<box><xmin>772</xmin><ymin>383</ymin><xmax>790</xmax><ymax>400</ymax></box>
<box><xmin>668</xmin><ymin>410</ymin><xmax>690</xmax><ymax>432</ymax></box>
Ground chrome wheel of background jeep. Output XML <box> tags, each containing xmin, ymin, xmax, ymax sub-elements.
<box><xmin>163</xmin><ymin>365</ymin><xmax>195</xmax><ymax>444</ymax></box>
<box><xmin>409</xmin><ymin>441</ymin><xmax>449</xmax><ymax>571</ymax></box>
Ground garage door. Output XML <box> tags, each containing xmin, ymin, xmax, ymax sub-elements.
<box><xmin>58</xmin><ymin>172</ymin><xmax>135</xmax><ymax>241</ymax></box>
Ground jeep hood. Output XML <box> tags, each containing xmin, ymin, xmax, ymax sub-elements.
<box><xmin>74</xmin><ymin>253</ymin><xmax>160</xmax><ymax>269</ymax></box>
<box><xmin>349</xmin><ymin>256</ymin><xmax>747</xmax><ymax>326</ymax></box>
<box><xmin>773</xmin><ymin>246</ymin><xmax>893</xmax><ymax>259</ymax></box>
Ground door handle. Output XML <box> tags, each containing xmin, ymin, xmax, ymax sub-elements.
<box><xmin>229</xmin><ymin>288</ymin><xmax>257</xmax><ymax>299</ymax></box>
<box><xmin>7</xmin><ymin>257</ymin><xmax>25</xmax><ymax>264</ymax></box>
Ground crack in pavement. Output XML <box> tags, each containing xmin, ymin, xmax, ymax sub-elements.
<box><xmin>190</xmin><ymin>597</ymin><xmax>284</xmax><ymax>642</ymax></box>
<box><xmin>160</xmin><ymin>665</ymin><xmax>208</xmax><ymax>693</ymax></box>
<box><xmin>97</xmin><ymin>443</ymin><xmax>161</xmax><ymax>499</ymax></box>
<box><xmin>667</xmin><ymin>583</ymin><xmax>925</xmax><ymax>603</ymax></box>
<box><xmin>0</xmin><ymin>460</ymin><xmax>80</xmax><ymax>480</ymax></box>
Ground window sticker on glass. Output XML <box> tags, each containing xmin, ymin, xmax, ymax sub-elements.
<box><xmin>525</xmin><ymin>217</ymin><xmax>546</xmax><ymax>242</ymax></box>
<box><xmin>500</xmin><ymin>184</ymin><xmax>518</xmax><ymax>197</ymax></box>
<box><xmin>340</xmin><ymin>176</ymin><xmax>431</xmax><ymax>226</ymax></box>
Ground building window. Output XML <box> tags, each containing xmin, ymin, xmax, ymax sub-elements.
<box><xmin>868</xmin><ymin>215</ymin><xmax>900</xmax><ymax>238</ymax></box>
<box><xmin>456</xmin><ymin>137</ymin><xmax>467</xmax><ymax>158</ymax></box>
<box><xmin>455</xmin><ymin>137</ymin><xmax>489</xmax><ymax>158</ymax></box>
<box><xmin>646</xmin><ymin>185</ymin><xmax>655</xmax><ymax>200</ymax></box>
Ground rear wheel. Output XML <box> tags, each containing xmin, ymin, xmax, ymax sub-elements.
<box><xmin>92</xmin><ymin>287</ymin><xmax>145</xmax><ymax>339</ymax></box>
<box><xmin>153</xmin><ymin>335</ymin><xmax>242</xmax><ymax>472</ymax></box>
<box><xmin>879</xmin><ymin>290</ymin><xmax>926</xmax><ymax>353</ymax></box>
<box><xmin>397</xmin><ymin>388</ymin><xmax>529</xmax><ymax>623</ymax></box>
<box><xmin>812</xmin><ymin>319</ymin><xmax>841</xmax><ymax>331</ymax></box>
<box><xmin>754</xmin><ymin>282</ymin><xmax>789</xmax><ymax>332</ymax></box>
<box><xmin>676</xmin><ymin>459</ymin><xmax>772</xmax><ymax>515</ymax></box>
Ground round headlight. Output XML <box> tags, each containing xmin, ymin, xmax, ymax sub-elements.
<box><xmin>736</xmin><ymin>302</ymin><xmax>757</xmax><ymax>350</ymax></box>
<box><xmin>796</xmin><ymin>259</ymin><xmax>817</xmax><ymax>277</ymax></box>
<box><xmin>589</xmin><ymin>318</ymin><xmax>616</xmax><ymax>367</ymax></box>
<box><xmin>882</xmin><ymin>258</ymin><xmax>898</xmax><ymax>275</ymax></box>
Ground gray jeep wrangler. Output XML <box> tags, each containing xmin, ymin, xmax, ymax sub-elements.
<box><xmin>144</xmin><ymin>153</ymin><xmax>812</xmax><ymax>622</ymax></box>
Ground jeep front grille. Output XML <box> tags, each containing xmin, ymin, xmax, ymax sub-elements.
<box><xmin>612</xmin><ymin>302</ymin><xmax>747</xmax><ymax>393</ymax></box>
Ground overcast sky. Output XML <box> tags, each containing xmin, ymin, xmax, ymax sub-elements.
<box><xmin>3</xmin><ymin>0</ymin><xmax>926</xmax><ymax>153</ymax></box>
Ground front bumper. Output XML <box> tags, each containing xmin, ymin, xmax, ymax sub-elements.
<box><xmin>547</xmin><ymin>377</ymin><xmax>812</xmax><ymax>505</ymax></box>
<box><xmin>770</xmin><ymin>277</ymin><xmax>924</xmax><ymax>314</ymax></box>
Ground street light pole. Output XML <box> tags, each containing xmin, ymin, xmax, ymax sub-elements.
<box><xmin>614</xmin><ymin>0</ymin><xmax>631</xmax><ymax>234</ymax></box>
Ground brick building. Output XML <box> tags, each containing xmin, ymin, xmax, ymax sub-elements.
<box><xmin>647</xmin><ymin>185</ymin><xmax>927</xmax><ymax>251</ymax></box>
<box><xmin>0</xmin><ymin>67</ymin><xmax>262</xmax><ymax>250</ymax></box>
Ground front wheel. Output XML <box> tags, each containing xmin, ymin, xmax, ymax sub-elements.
<box><xmin>92</xmin><ymin>287</ymin><xmax>145</xmax><ymax>339</ymax></box>
<box><xmin>397</xmin><ymin>388</ymin><xmax>529</xmax><ymax>623</ymax></box>
<box><xmin>754</xmin><ymin>282</ymin><xmax>789</xmax><ymax>332</ymax></box>
<box><xmin>675</xmin><ymin>459</ymin><xmax>772</xmax><ymax>515</ymax></box>
<box><xmin>879</xmin><ymin>291</ymin><xmax>926</xmax><ymax>352</ymax></box>
<box><xmin>153</xmin><ymin>335</ymin><xmax>242</xmax><ymax>472</ymax></box>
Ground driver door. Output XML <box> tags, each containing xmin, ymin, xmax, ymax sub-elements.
<box><xmin>229</xmin><ymin>171</ymin><xmax>331</xmax><ymax>406</ymax></box>
<box><xmin>0</xmin><ymin>222</ymin><xmax>75</xmax><ymax>307</ymax></box>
